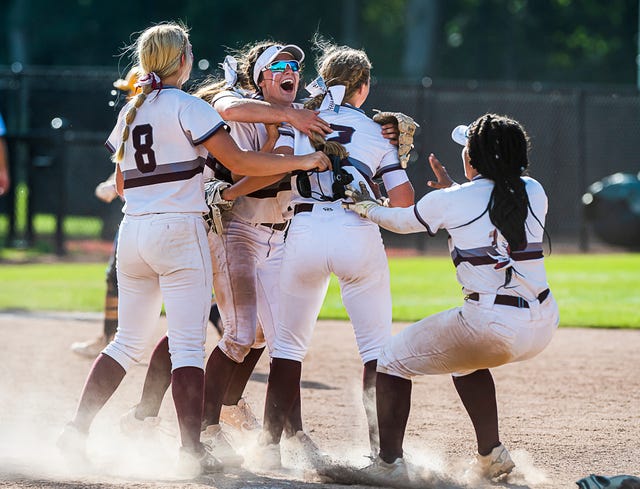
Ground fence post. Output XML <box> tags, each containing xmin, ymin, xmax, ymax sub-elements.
<box><xmin>577</xmin><ymin>89</ymin><xmax>589</xmax><ymax>252</ymax></box>
<box><xmin>52</xmin><ymin>119</ymin><xmax>69</xmax><ymax>256</ymax></box>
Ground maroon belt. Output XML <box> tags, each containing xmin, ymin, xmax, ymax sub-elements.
<box><xmin>466</xmin><ymin>289</ymin><xmax>550</xmax><ymax>309</ymax></box>
<box><xmin>260</xmin><ymin>222</ymin><xmax>289</xmax><ymax>232</ymax></box>
<box><xmin>293</xmin><ymin>203</ymin><xmax>314</xmax><ymax>215</ymax></box>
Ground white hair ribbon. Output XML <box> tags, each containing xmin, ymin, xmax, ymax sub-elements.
<box><xmin>319</xmin><ymin>85</ymin><xmax>346</xmax><ymax>113</ymax></box>
<box><xmin>221</xmin><ymin>56</ymin><xmax>238</xmax><ymax>88</ymax></box>
<box><xmin>134</xmin><ymin>72</ymin><xmax>161</xmax><ymax>89</ymax></box>
<box><xmin>305</xmin><ymin>76</ymin><xmax>345</xmax><ymax>113</ymax></box>
<box><xmin>305</xmin><ymin>75</ymin><xmax>327</xmax><ymax>97</ymax></box>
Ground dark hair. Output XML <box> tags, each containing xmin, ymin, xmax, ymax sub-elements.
<box><xmin>467</xmin><ymin>114</ymin><xmax>530</xmax><ymax>251</ymax></box>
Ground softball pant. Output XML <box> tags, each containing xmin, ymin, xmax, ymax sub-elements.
<box><xmin>377</xmin><ymin>292</ymin><xmax>560</xmax><ymax>379</ymax></box>
<box><xmin>208</xmin><ymin>215</ymin><xmax>285</xmax><ymax>363</ymax></box>
<box><xmin>271</xmin><ymin>202</ymin><xmax>393</xmax><ymax>364</ymax></box>
<box><xmin>104</xmin><ymin>213</ymin><xmax>212</xmax><ymax>371</ymax></box>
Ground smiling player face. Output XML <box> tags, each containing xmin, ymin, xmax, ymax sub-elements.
<box><xmin>259</xmin><ymin>53</ymin><xmax>300</xmax><ymax>106</ymax></box>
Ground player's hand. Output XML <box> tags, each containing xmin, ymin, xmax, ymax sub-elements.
<box><xmin>380</xmin><ymin>122</ymin><xmax>399</xmax><ymax>146</ymax></box>
<box><xmin>299</xmin><ymin>151</ymin><xmax>331</xmax><ymax>172</ymax></box>
<box><xmin>286</xmin><ymin>107</ymin><xmax>332</xmax><ymax>137</ymax></box>
<box><xmin>95</xmin><ymin>182</ymin><xmax>118</xmax><ymax>203</ymax></box>
<box><xmin>426</xmin><ymin>153</ymin><xmax>456</xmax><ymax>189</ymax></box>
<box><xmin>342</xmin><ymin>181</ymin><xmax>381</xmax><ymax>218</ymax></box>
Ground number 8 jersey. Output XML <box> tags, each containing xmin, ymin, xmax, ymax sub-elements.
<box><xmin>106</xmin><ymin>87</ymin><xmax>228</xmax><ymax>215</ymax></box>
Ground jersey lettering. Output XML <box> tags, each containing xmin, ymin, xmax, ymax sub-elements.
<box><xmin>132</xmin><ymin>124</ymin><xmax>157</xmax><ymax>173</ymax></box>
<box><xmin>327</xmin><ymin>124</ymin><xmax>355</xmax><ymax>145</ymax></box>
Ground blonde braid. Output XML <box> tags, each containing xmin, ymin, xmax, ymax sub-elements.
<box><xmin>112</xmin><ymin>85</ymin><xmax>153</xmax><ymax>163</ymax></box>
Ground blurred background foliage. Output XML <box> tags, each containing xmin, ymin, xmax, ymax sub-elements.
<box><xmin>2</xmin><ymin>0</ymin><xmax>638</xmax><ymax>85</ymax></box>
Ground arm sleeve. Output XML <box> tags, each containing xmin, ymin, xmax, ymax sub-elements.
<box><xmin>380</xmin><ymin>167</ymin><xmax>410</xmax><ymax>191</ymax></box>
<box><xmin>366</xmin><ymin>204</ymin><xmax>431</xmax><ymax>234</ymax></box>
<box><xmin>367</xmin><ymin>189</ymin><xmax>448</xmax><ymax>235</ymax></box>
<box><xmin>181</xmin><ymin>97</ymin><xmax>228</xmax><ymax>145</ymax></box>
<box><xmin>376</xmin><ymin>146</ymin><xmax>409</xmax><ymax>190</ymax></box>
<box><xmin>211</xmin><ymin>90</ymin><xmax>243</xmax><ymax>106</ymax></box>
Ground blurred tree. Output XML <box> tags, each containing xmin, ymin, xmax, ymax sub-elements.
<box><xmin>402</xmin><ymin>0</ymin><xmax>441</xmax><ymax>80</ymax></box>
<box><xmin>436</xmin><ymin>0</ymin><xmax>638</xmax><ymax>84</ymax></box>
<box><xmin>1</xmin><ymin>0</ymin><xmax>638</xmax><ymax>84</ymax></box>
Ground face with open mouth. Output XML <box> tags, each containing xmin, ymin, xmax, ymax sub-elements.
<box><xmin>259</xmin><ymin>53</ymin><xmax>300</xmax><ymax>106</ymax></box>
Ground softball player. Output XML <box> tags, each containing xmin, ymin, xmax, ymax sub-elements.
<box><xmin>259</xmin><ymin>41</ymin><xmax>415</xmax><ymax>469</ymax></box>
<box><xmin>57</xmin><ymin>22</ymin><xmax>329</xmax><ymax>477</ymax></box>
<box><xmin>200</xmin><ymin>43</ymin><xmax>324</xmax><ymax>448</ymax></box>
<box><xmin>344</xmin><ymin>114</ymin><xmax>559</xmax><ymax>482</ymax></box>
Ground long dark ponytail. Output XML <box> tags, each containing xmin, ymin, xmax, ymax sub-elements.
<box><xmin>467</xmin><ymin>114</ymin><xmax>530</xmax><ymax>251</ymax></box>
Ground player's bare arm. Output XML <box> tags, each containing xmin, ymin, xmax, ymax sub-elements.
<box><xmin>115</xmin><ymin>164</ymin><xmax>124</xmax><ymax>197</ymax></box>
<box><xmin>204</xmin><ymin>129</ymin><xmax>330</xmax><ymax>176</ymax></box>
<box><xmin>221</xmin><ymin>173</ymin><xmax>287</xmax><ymax>201</ymax></box>
<box><xmin>214</xmin><ymin>96</ymin><xmax>331</xmax><ymax>137</ymax></box>
<box><xmin>260</xmin><ymin>123</ymin><xmax>280</xmax><ymax>154</ymax></box>
<box><xmin>387</xmin><ymin>180</ymin><xmax>415</xmax><ymax>208</ymax></box>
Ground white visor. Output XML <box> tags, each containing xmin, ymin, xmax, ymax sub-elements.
<box><xmin>451</xmin><ymin>124</ymin><xmax>470</xmax><ymax>146</ymax></box>
<box><xmin>252</xmin><ymin>44</ymin><xmax>305</xmax><ymax>86</ymax></box>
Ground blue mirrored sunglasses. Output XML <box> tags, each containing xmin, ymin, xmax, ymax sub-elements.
<box><xmin>264</xmin><ymin>60</ymin><xmax>300</xmax><ymax>73</ymax></box>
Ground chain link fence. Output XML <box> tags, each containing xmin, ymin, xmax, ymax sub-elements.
<box><xmin>1</xmin><ymin>66</ymin><xmax>638</xmax><ymax>253</ymax></box>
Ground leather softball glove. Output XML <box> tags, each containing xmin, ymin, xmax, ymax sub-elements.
<box><xmin>372</xmin><ymin>110</ymin><xmax>419</xmax><ymax>168</ymax></box>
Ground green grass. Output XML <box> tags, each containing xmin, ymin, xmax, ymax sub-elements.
<box><xmin>0</xmin><ymin>263</ymin><xmax>107</xmax><ymax>312</ymax></box>
<box><xmin>0</xmin><ymin>254</ymin><xmax>638</xmax><ymax>328</ymax></box>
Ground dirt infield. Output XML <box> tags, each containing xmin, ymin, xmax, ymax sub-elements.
<box><xmin>0</xmin><ymin>312</ymin><xmax>638</xmax><ymax>489</ymax></box>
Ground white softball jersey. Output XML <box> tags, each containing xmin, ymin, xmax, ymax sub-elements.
<box><xmin>106</xmin><ymin>87</ymin><xmax>227</xmax><ymax>216</ymax></box>
<box><xmin>417</xmin><ymin>176</ymin><xmax>550</xmax><ymax>300</ymax></box>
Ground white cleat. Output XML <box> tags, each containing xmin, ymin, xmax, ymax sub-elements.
<box><xmin>201</xmin><ymin>424</ymin><xmax>244</xmax><ymax>467</ymax></box>
<box><xmin>57</xmin><ymin>423</ymin><xmax>91</xmax><ymax>468</ymax></box>
<box><xmin>361</xmin><ymin>456</ymin><xmax>411</xmax><ymax>485</ymax></box>
<box><xmin>70</xmin><ymin>335</ymin><xmax>109</xmax><ymax>358</ymax></box>
<box><xmin>248</xmin><ymin>434</ymin><xmax>282</xmax><ymax>471</ymax></box>
<box><xmin>119</xmin><ymin>405</ymin><xmax>163</xmax><ymax>437</ymax></box>
<box><xmin>176</xmin><ymin>444</ymin><xmax>223</xmax><ymax>478</ymax></box>
<box><xmin>471</xmin><ymin>443</ymin><xmax>515</xmax><ymax>479</ymax></box>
